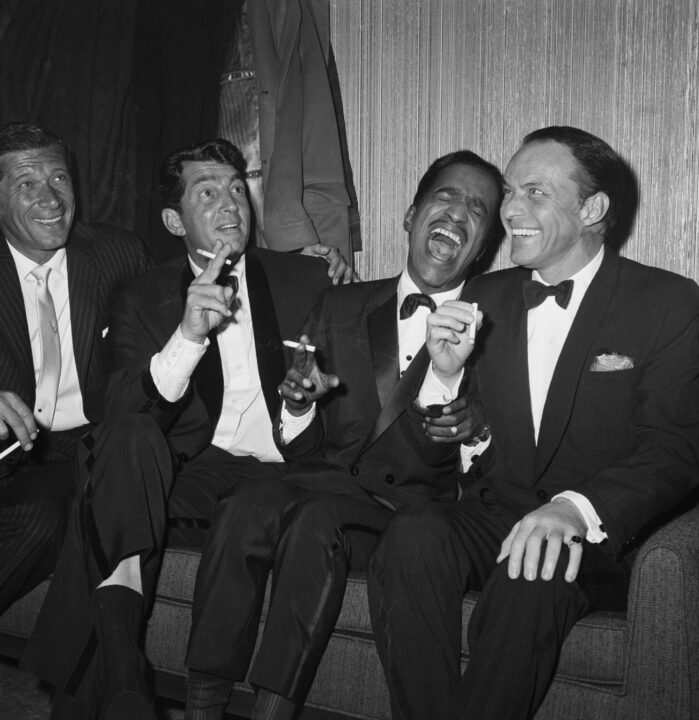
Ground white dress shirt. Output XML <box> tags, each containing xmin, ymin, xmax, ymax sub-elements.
<box><xmin>8</xmin><ymin>241</ymin><xmax>89</xmax><ymax>431</ymax></box>
<box><xmin>150</xmin><ymin>254</ymin><xmax>283</xmax><ymax>462</ymax></box>
<box><xmin>527</xmin><ymin>247</ymin><xmax>607</xmax><ymax>542</ymax></box>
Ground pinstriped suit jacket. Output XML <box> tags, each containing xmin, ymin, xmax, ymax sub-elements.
<box><xmin>0</xmin><ymin>223</ymin><xmax>148</xmax><ymax>459</ymax></box>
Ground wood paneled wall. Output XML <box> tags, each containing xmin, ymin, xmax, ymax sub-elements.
<box><xmin>329</xmin><ymin>0</ymin><xmax>699</xmax><ymax>284</ymax></box>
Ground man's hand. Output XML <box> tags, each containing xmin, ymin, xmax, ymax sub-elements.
<box><xmin>279</xmin><ymin>334</ymin><xmax>340</xmax><ymax>415</ymax></box>
<box><xmin>181</xmin><ymin>241</ymin><xmax>237</xmax><ymax>343</ymax></box>
<box><xmin>497</xmin><ymin>499</ymin><xmax>587</xmax><ymax>583</ymax></box>
<box><xmin>301</xmin><ymin>243</ymin><xmax>359</xmax><ymax>285</ymax></box>
<box><xmin>417</xmin><ymin>395</ymin><xmax>486</xmax><ymax>444</ymax></box>
<box><xmin>426</xmin><ymin>301</ymin><xmax>481</xmax><ymax>386</ymax></box>
<box><xmin>0</xmin><ymin>391</ymin><xmax>38</xmax><ymax>451</ymax></box>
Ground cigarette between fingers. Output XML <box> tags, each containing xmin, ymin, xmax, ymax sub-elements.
<box><xmin>469</xmin><ymin>302</ymin><xmax>479</xmax><ymax>341</ymax></box>
<box><xmin>283</xmin><ymin>340</ymin><xmax>317</xmax><ymax>353</ymax></box>
<box><xmin>196</xmin><ymin>248</ymin><xmax>233</xmax><ymax>266</ymax></box>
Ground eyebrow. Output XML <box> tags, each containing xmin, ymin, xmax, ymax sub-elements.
<box><xmin>190</xmin><ymin>172</ymin><xmax>242</xmax><ymax>190</ymax></box>
<box><xmin>434</xmin><ymin>186</ymin><xmax>490</xmax><ymax>213</ymax></box>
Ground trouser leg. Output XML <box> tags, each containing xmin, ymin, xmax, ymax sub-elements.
<box><xmin>248</xmin><ymin>492</ymin><xmax>391</xmax><ymax>704</ymax></box>
<box><xmin>0</xmin><ymin>460</ymin><xmax>75</xmax><ymax>613</ymax></box>
<box><xmin>186</xmin><ymin>475</ymin><xmax>303</xmax><ymax>682</ymax></box>
<box><xmin>367</xmin><ymin>500</ymin><xmax>504</xmax><ymax>720</ymax></box>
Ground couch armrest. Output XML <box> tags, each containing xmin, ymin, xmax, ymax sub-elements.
<box><xmin>623</xmin><ymin>500</ymin><xmax>699</xmax><ymax>714</ymax></box>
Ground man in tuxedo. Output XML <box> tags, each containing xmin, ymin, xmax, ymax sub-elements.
<box><xmin>183</xmin><ymin>150</ymin><xmax>503</xmax><ymax>720</ymax></box>
<box><xmin>0</xmin><ymin>121</ymin><xmax>148</xmax><ymax>615</ymax></box>
<box><xmin>367</xmin><ymin>126</ymin><xmax>699</xmax><ymax>720</ymax></box>
<box><xmin>24</xmin><ymin>137</ymin><xmax>348</xmax><ymax>720</ymax></box>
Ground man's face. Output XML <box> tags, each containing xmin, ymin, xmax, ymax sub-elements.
<box><xmin>405</xmin><ymin>163</ymin><xmax>500</xmax><ymax>294</ymax></box>
<box><xmin>501</xmin><ymin>140</ymin><xmax>593</xmax><ymax>283</ymax></box>
<box><xmin>167</xmin><ymin>160</ymin><xmax>251</xmax><ymax>267</ymax></box>
<box><xmin>0</xmin><ymin>146</ymin><xmax>75</xmax><ymax>263</ymax></box>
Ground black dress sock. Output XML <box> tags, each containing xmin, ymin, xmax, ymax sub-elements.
<box><xmin>252</xmin><ymin>689</ymin><xmax>297</xmax><ymax>720</ymax></box>
<box><xmin>185</xmin><ymin>670</ymin><xmax>234</xmax><ymax>720</ymax></box>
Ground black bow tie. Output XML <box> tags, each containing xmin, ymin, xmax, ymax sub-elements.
<box><xmin>400</xmin><ymin>293</ymin><xmax>437</xmax><ymax>319</ymax></box>
<box><xmin>522</xmin><ymin>279</ymin><xmax>574</xmax><ymax>310</ymax></box>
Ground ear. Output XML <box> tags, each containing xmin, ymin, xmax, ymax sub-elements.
<box><xmin>580</xmin><ymin>192</ymin><xmax>610</xmax><ymax>228</ymax></box>
<box><xmin>162</xmin><ymin>208</ymin><xmax>186</xmax><ymax>236</ymax></box>
<box><xmin>403</xmin><ymin>206</ymin><xmax>416</xmax><ymax>232</ymax></box>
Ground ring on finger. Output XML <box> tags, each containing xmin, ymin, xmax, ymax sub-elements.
<box><xmin>567</xmin><ymin>535</ymin><xmax>582</xmax><ymax>546</ymax></box>
<box><xmin>450</xmin><ymin>426</ymin><xmax>458</xmax><ymax>437</ymax></box>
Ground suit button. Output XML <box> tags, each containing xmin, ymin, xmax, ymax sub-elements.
<box><xmin>350</xmin><ymin>466</ymin><xmax>359</xmax><ymax>476</ymax></box>
<box><xmin>536</xmin><ymin>489</ymin><xmax>548</xmax><ymax>501</ymax></box>
<box><xmin>385</xmin><ymin>474</ymin><xmax>395</xmax><ymax>484</ymax></box>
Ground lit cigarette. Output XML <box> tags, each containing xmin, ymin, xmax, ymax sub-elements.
<box><xmin>0</xmin><ymin>429</ymin><xmax>38</xmax><ymax>460</ymax></box>
<box><xmin>283</xmin><ymin>340</ymin><xmax>317</xmax><ymax>353</ymax></box>
<box><xmin>196</xmin><ymin>248</ymin><xmax>233</xmax><ymax>266</ymax></box>
<box><xmin>469</xmin><ymin>302</ymin><xmax>479</xmax><ymax>341</ymax></box>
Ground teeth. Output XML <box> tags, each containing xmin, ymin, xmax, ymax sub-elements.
<box><xmin>219</xmin><ymin>224</ymin><xmax>239</xmax><ymax>231</ymax></box>
<box><xmin>511</xmin><ymin>228</ymin><xmax>539</xmax><ymax>237</ymax></box>
<box><xmin>430</xmin><ymin>228</ymin><xmax>461</xmax><ymax>246</ymax></box>
<box><xmin>35</xmin><ymin>216</ymin><xmax>62</xmax><ymax>225</ymax></box>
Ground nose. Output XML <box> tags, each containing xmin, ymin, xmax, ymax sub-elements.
<box><xmin>445</xmin><ymin>199</ymin><xmax>468</xmax><ymax>223</ymax></box>
<box><xmin>500</xmin><ymin>191</ymin><xmax>521</xmax><ymax>222</ymax></box>
<box><xmin>221</xmin><ymin>189</ymin><xmax>242</xmax><ymax>214</ymax></box>
<box><xmin>37</xmin><ymin>183</ymin><xmax>61</xmax><ymax>209</ymax></box>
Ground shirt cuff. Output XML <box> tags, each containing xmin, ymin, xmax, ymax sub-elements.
<box><xmin>552</xmin><ymin>491</ymin><xmax>608</xmax><ymax>543</ymax></box>
<box><xmin>150</xmin><ymin>326</ymin><xmax>209</xmax><ymax>403</ymax></box>
<box><xmin>279</xmin><ymin>401</ymin><xmax>316</xmax><ymax>444</ymax></box>
<box><xmin>418</xmin><ymin>364</ymin><xmax>465</xmax><ymax>407</ymax></box>
<box><xmin>460</xmin><ymin>436</ymin><xmax>491</xmax><ymax>473</ymax></box>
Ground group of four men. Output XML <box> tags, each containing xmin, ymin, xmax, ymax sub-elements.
<box><xmin>1</xmin><ymin>120</ymin><xmax>697</xmax><ymax>720</ymax></box>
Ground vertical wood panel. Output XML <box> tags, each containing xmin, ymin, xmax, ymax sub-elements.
<box><xmin>330</xmin><ymin>0</ymin><xmax>699</xmax><ymax>283</ymax></box>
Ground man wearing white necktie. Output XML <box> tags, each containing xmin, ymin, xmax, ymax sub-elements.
<box><xmin>0</xmin><ymin>122</ymin><xmax>149</xmax><ymax>615</ymax></box>
<box><xmin>368</xmin><ymin>126</ymin><xmax>699</xmax><ymax>720</ymax></box>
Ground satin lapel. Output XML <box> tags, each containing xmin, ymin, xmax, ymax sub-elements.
<box><xmin>66</xmin><ymin>240</ymin><xmax>100</xmax><ymax>392</ymax></box>
<box><xmin>366</xmin><ymin>286</ymin><xmax>400</xmax><ymax>410</ymax></box>
<box><xmin>0</xmin><ymin>241</ymin><xmax>34</xmax><ymax>396</ymax></box>
<box><xmin>246</xmin><ymin>252</ymin><xmax>285</xmax><ymax>419</ymax></box>
<box><xmin>363</xmin><ymin>341</ymin><xmax>430</xmax><ymax>452</ymax></box>
<box><xmin>535</xmin><ymin>251</ymin><xmax>620</xmax><ymax>477</ymax></box>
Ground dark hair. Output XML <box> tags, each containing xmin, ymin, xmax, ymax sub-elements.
<box><xmin>412</xmin><ymin>150</ymin><xmax>503</xmax><ymax>208</ymax></box>
<box><xmin>0</xmin><ymin>122</ymin><xmax>69</xmax><ymax>179</ymax></box>
<box><xmin>522</xmin><ymin>126</ymin><xmax>627</xmax><ymax>239</ymax></box>
<box><xmin>160</xmin><ymin>138</ymin><xmax>247</xmax><ymax>211</ymax></box>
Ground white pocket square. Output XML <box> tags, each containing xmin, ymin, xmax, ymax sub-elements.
<box><xmin>101</xmin><ymin>326</ymin><xmax>109</xmax><ymax>339</ymax></box>
<box><xmin>589</xmin><ymin>351</ymin><xmax>634</xmax><ymax>372</ymax></box>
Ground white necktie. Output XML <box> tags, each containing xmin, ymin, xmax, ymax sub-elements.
<box><xmin>30</xmin><ymin>265</ymin><xmax>61</xmax><ymax>428</ymax></box>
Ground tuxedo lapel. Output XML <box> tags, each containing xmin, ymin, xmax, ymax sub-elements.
<box><xmin>480</xmin><ymin>271</ymin><xmax>536</xmax><ymax>475</ymax></box>
<box><xmin>66</xmin><ymin>240</ymin><xmax>100</xmax><ymax>392</ymax></box>
<box><xmin>0</xmin><ymin>241</ymin><xmax>34</xmax><ymax>398</ymax></box>
<box><xmin>366</xmin><ymin>287</ymin><xmax>400</xmax><ymax>409</ymax></box>
<box><xmin>246</xmin><ymin>252</ymin><xmax>285</xmax><ymax>420</ymax></box>
<box><xmin>535</xmin><ymin>251</ymin><xmax>620</xmax><ymax>477</ymax></box>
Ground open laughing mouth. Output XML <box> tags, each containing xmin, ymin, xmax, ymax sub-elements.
<box><xmin>428</xmin><ymin>227</ymin><xmax>464</xmax><ymax>261</ymax></box>
<box><xmin>34</xmin><ymin>215</ymin><xmax>64</xmax><ymax>226</ymax></box>
<box><xmin>511</xmin><ymin>228</ymin><xmax>539</xmax><ymax>238</ymax></box>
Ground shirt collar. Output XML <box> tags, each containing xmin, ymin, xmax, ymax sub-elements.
<box><xmin>6</xmin><ymin>240</ymin><xmax>67</xmax><ymax>281</ymax></box>
<box><xmin>397</xmin><ymin>269</ymin><xmax>464</xmax><ymax>309</ymax></box>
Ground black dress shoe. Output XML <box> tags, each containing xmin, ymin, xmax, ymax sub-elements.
<box><xmin>102</xmin><ymin>691</ymin><xmax>157</xmax><ymax>720</ymax></box>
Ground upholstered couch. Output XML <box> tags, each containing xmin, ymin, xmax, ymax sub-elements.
<box><xmin>2</xmin><ymin>501</ymin><xmax>698</xmax><ymax>720</ymax></box>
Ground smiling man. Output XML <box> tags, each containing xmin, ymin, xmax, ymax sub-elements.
<box><xmin>23</xmin><ymin>138</ymin><xmax>347</xmax><ymax>720</ymax></box>
<box><xmin>367</xmin><ymin>126</ymin><xmax>699</xmax><ymax>720</ymax></box>
<box><xmin>0</xmin><ymin>121</ymin><xmax>148</xmax><ymax>616</ymax></box>
<box><xmin>180</xmin><ymin>150</ymin><xmax>502</xmax><ymax>720</ymax></box>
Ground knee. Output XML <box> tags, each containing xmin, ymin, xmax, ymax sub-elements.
<box><xmin>91</xmin><ymin>413</ymin><xmax>166</xmax><ymax>455</ymax></box>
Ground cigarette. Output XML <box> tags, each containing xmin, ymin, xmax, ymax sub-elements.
<box><xmin>196</xmin><ymin>248</ymin><xmax>233</xmax><ymax>266</ymax></box>
<box><xmin>283</xmin><ymin>340</ymin><xmax>317</xmax><ymax>353</ymax></box>
<box><xmin>469</xmin><ymin>302</ymin><xmax>478</xmax><ymax>341</ymax></box>
<box><xmin>0</xmin><ymin>440</ymin><xmax>20</xmax><ymax>460</ymax></box>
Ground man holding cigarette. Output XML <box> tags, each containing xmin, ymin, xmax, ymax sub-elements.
<box><xmin>367</xmin><ymin>126</ymin><xmax>699</xmax><ymax>720</ymax></box>
<box><xmin>24</xmin><ymin>137</ymin><xmax>350</xmax><ymax>719</ymax></box>
<box><xmin>0</xmin><ymin>122</ymin><xmax>148</xmax><ymax>615</ymax></box>
<box><xmin>183</xmin><ymin>150</ymin><xmax>502</xmax><ymax>720</ymax></box>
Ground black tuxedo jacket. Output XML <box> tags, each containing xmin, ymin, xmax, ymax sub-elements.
<box><xmin>463</xmin><ymin>249</ymin><xmax>699</xmax><ymax>560</ymax></box>
<box><xmin>0</xmin><ymin>223</ymin><xmax>148</xmax><ymax>462</ymax></box>
<box><xmin>105</xmin><ymin>247</ymin><xmax>330</xmax><ymax>460</ymax></box>
<box><xmin>277</xmin><ymin>276</ymin><xmax>461</xmax><ymax>508</ymax></box>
